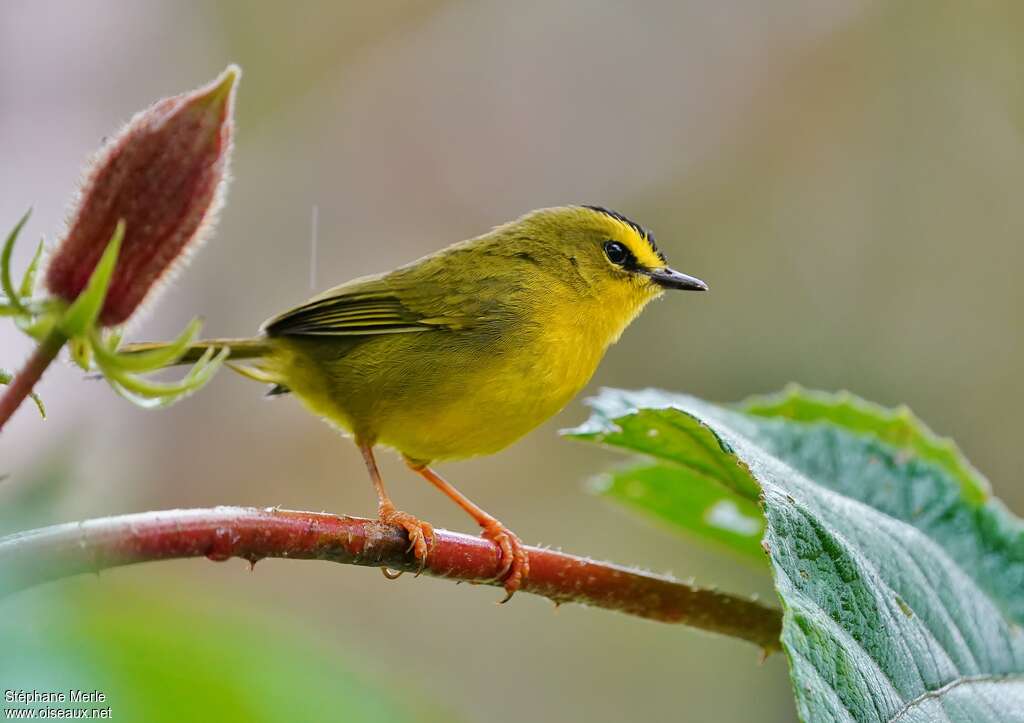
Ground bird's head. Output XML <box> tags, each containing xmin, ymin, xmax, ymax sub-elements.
<box><xmin>509</xmin><ymin>204</ymin><xmax>706</xmax><ymax>300</ymax></box>
<box><xmin>491</xmin><ymin>205</ymin><xmax>707</xmax><ymax>344</ymax></box>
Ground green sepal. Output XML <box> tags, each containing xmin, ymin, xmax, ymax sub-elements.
<box><xmin>69</xmin><ymin>337</ymin><xmax>92</xmax><ymax>370</ymax></box>
<box><xmin>19</xmin><ymin>238</ymin><xmax>45</xmax><ymax>299</ymax></box>
<box><xmin>97</xmin><ymin>345</ymin><xmax>228</xmax><ymax>409</ymax></box>
<box><xmin>58</xmin><ymin>220</ymin><xmax>124</xmax><ymax>337</ymax></box>
<box><xmin>0</xmin><ymin>368</ymin><xmax>45</xmax><ymax>418</ymax></box>
<box><xmin>17</xmin><ymin>312</ymin><xmax>59</xmax><ymax>344</ymax></box>
<box><xmin>90</xmin><ymin>319</ymin><xmax>202</xmax><ymax>373</ymax></box>
<box><xmin>1</xmin><ymin>209</ymin><xmax>32</xmax><ymax>316</ymax></box>
<box><xmin>1</xmin><ymin>297</ymin><xmax>59</xmax><ymax>320</ymax></box>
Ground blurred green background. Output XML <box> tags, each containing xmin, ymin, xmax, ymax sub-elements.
<box><xmin>2</xmin><ymin>2</ymin><xmax>1023</xmax><ymax>721</ymax></box>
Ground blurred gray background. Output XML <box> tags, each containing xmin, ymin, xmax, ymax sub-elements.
<box><xmin>2</xmin><ymin>2</ymin><xmax>1023</xmax><ymax>721</ymax></box>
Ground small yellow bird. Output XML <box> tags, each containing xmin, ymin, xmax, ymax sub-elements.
<box><xmin>132</xmin><ymin>205</ymin><xmax>706</xmax><ymax>597</ymax></box>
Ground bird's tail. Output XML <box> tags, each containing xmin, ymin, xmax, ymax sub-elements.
<box><xmin>119</xmin><ymin>337</ymin><xmax>272</xmax><ymax>367</ymax></box>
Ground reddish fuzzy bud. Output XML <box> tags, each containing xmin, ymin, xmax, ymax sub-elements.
<box><xmin>46</xmin><ymin>65</ymin><xmax>239</xmax><ymax>326</ymax></box>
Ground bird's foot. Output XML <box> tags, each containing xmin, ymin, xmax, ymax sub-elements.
<box><xmin>379</xmin><ymin>506</ymin><xmax>434</xmax><ymax>573</ymax></box>
<box><xmin>481</xmin><ymin>521</ymin><xmax>530</xmax><ymax>602</ymax></box>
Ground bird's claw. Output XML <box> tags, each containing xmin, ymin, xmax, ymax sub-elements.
<box><xmin>481</xmin><ymin>522</ymin><xmax>529</xmax><ymax>602</ymax></box>
<box><xmin>379</xmin><ymin>508</ymin><xmax>434</xmax><ymax>575</ymax></box>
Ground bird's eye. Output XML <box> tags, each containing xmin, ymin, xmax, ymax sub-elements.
<box><xmin>603</xmin><ymin>241</ymin><xmax>629</xmax><ymax>266</ymax></box>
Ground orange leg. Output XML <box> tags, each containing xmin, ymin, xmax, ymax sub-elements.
<box><xmin>359</xmin><ymin>443</ymin><xmax>434</xmax><ymax>570</ymax></box>
<box><xmin>406</xmin><ymin>461</ymin><xmax>529</xmax><ymax>602</ymax></box>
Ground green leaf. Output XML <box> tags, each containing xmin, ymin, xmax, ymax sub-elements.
<box><xmin>590</xmin><ymin>461</ymin><xmax>766</xmax><ymax>564</ymax></box>
<box><xmin>743</xmin><ymin>385</ymin><xmax>990</xmax><ymax>503</ymax></box>
<box><xmin>736</xmin><ymin>388</ymin><xmax>1023</xmax><ymax>625</ymax></box>
<box><xmin>58</xmin><ymin>220</ymin><xmax>124</xmax><ymax>337</ymax></box>
<box><xmin>568</xmin><ymin>388</ymin><xmax>1024</xmax><ymax>722</ymax></box>
<box><xmin>570</xmin><ymin>389</ymin><xmax>761</xmax><ymax>502</ymax></box>
<box><xmin>1</xmin><ymin>209</ymin><xmax>32</xmax><ymax>316</ymax></box>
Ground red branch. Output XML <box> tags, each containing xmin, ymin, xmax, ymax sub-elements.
<box><xmin>0</xmin><ymin>329</ymin><xmax>66</xmax><ymax>432</ymax></box>
<box><xmin>0</xmin><ymin>506</ymin><xmax>781</xmax><ymax>651</ymax></box>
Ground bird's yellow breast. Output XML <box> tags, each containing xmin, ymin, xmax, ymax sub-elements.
<box><xmin>270</xmin><ymin>277</ymin><xmax>659</xmax><ymax>465</ymax></box>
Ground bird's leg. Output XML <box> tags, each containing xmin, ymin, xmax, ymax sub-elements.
<box><xmin>359</xmin><ymin>443</ymin><xmax>434</xmax><ymax>569</ymax></box>
<box><xmin>406</xmin><ymin>461</ymin><xmax>529</xmax><ymax>602</ymax></box>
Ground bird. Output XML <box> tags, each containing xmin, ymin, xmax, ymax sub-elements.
<box><xmin>126</xmin><ymin>205</ymin><xmax>707</xmax><ymax>599</ymax></box>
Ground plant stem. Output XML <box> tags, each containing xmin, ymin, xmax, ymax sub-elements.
<box><xmin>0</xmin><ymin>329</ymin><xmax>65</xmax><ymax>432</ymax></box>
<box><xmin>0</xmin><ymin>506</ymin><xmax>782</xmax><ymax>651</ymax></box>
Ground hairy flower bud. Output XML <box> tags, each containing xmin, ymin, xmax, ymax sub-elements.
<box><xmin>45</xmin><ymin>65</ymin><xmax>239</xmax><ymax>326</ymax></box>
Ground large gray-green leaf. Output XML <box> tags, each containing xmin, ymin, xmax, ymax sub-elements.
<box><xmin>568</xmin><ymin>388</ymin><xmax>1024</xmax><ymax>723</ymax></box>
<box><xmin>590</xmin><ymin>460</ymin><xmax>766</xmax><ymax>563</ymax></box>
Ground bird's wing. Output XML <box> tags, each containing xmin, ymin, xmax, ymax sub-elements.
<box><xmin>261</xmin><ymin>273</ymin><xmax>481</xmax><ymax>337</ymax></box>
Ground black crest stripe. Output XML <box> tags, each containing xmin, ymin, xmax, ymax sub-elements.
<box><xmin>581</xmin><ymin>205</ymin><xmax>665</xmax><ymax>262</ymax></box>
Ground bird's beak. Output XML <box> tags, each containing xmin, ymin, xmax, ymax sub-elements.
<box><xmin>643</xmin><ymin>266</ymin><xmax>708</xmax><ymax>291</ymax></box>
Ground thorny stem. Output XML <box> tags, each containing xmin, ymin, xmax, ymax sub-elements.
<box><xmin>0</xmin><ymin>329</ymin><xmax>66</xmax><ymax>433</ymax></box>
<box><xmin>0</xmin><ymin>506</ymin><xmax>782</xmax><ymax>652</ymax></box>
